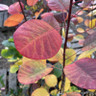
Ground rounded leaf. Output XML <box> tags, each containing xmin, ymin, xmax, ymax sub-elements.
<box><xmin>14</xmin><ymin>19</ymin><xmax>62</xmax><ymax>60</ymax></box>
<box><xmin>31</xmin><ymin>87</ymin><xmax>49</xmax><ymax>96</ymax></box>
<box><xmin>45</xmin><ymin>74</ymin><xmax>57</xmax><ymax>87</ymax></box>
<box><xmin>4</xmin><ymin>13</ymin><xmax>24</xmax><ymax>27</ymax></box>
<box><xmin>64</xmin><ymin>58</ymin><xmax>96</xmax><ymax>89</ymax></box>
<box><xmin>8</xmin><ymin>2</ymin><xmax>24</xmax><ymax>15</ymax></box>
<box><xmin>18</xmin><ymin>57</ymin><xmax>53</xmax><ymax>84</ymax></box>
<box><xmin>62</xmin><ymin>92</ymin><xmax>81</xmax><ymax>96</ymax></box>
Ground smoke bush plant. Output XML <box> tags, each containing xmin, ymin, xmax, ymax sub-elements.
<box><xmin>1</xmin><ymin>0</ymin><xmax>96</xmax><ymax>96</ymax></box>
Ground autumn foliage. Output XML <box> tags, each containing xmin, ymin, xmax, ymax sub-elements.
<box><xmin>1</xmin><ymin>0</ymin><xmax>96</xmax><ymax>96</ymax></box>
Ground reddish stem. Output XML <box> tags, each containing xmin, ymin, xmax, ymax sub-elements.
<box><xmin>61</xmin><ymin>0</ymin><xmax>73</xmax><ymax>94</ymax></box>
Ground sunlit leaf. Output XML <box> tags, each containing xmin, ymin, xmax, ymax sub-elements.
<box><xmin>89</xmin><ymin>19</ymin><xmax>96</xmax><ymax>28</ymax></box>
<box><xmin>64</xmin><ymin>58</ymin><xmax>96</xmax><ymax>89</ymax></box>
<box><xmin>31</xmin><ymin>87</ymin><xmax>49</xmax><ymax>96</ymax></box>
<box><xmin>4</xmin><ymin>13</ymin><xmax>24</xmax><ymax>27</ymax></box>
<box><xmin>41</xmin><ymin>12</ymin><xmax>60</xmax><ymax>32</ymax></box>
<box><xmin>27</xmin><ymin>0</ymin><xmax>38</xmax><ymax>6</ymax></box>
<box><xmin>48</xmin><ymin>48</ymin><xmax>63</xmax><ymax>63</ymax></box>
<box><xmin>59</xmin><ymin>49</ymin><xmax>76</xmax><ymax>65</ymax></box>
<box><xmin>18</xmin><ymin>57</ymin><xmax>53</xmax><ymax>84</ymax></box>
<box><xmin>46</xmin><ymin>0</ymin><xmax>70</xmax><ymax>11</ymax></box>
<box><xmin>14</xmin><ymin>19</ymin><xmax>62</xmax><ymax>60</ymax></box>
<box><xmin>88</xmin><ymin>89</ymin><xmax>96</xmax><ymax>92</ymax></box>
<box><xmin>8</xmin><ymin>2</ymin><xmax>24</xmax><ymax>14</ymax></box>
<box><xmin>77</xmin><ymin>28</ymin><xmax>85</xmax><ymax>33</ymax></box>
<box><xmin>45</xmin><ymin>74</ymin><xmax>57</xmax><ymax>87</ymax></box>
<box><xmin>0</xmin><ymin>4</ymin><xmax>9</xmax><ymax>11</ymax></box>
<box><xmin>10</xmin><ymin>64</ymin><xmax>19</xmax><ymax>73</ymax></box>
<box><xmin>59</xmin><ymin>77</ymin><xmax>71</xmax><ymax>92</ymax></box>
<box><xmin>74</xmin><ymin>34</ymin><xmax>84</xmax><ymax>40</ymax></box>
<box><xmin>78</xmin><ymin>48</ymin><xmax>96</xmax><ymax>60</ymax></box>
<box><xmin>82</xmin><ymin>32</ymin><xmax>96</xmax><ymax>51</ymax></box>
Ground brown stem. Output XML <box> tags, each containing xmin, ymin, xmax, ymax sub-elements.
<box><xmin>18</xmin><ymin>0</ymin><xmax>27</xmax><ymax>21</ymax></box>
<box><xmin>61</xmin><ymin>0</ymin><xmax>73</xmax><ymax>94</ymax></box>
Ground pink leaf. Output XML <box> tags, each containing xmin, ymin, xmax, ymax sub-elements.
<box><xmin>14</xmin><ymin>19</ymin><xmax>62</xmax><ymax>60</ymax></box>
<box><xmin>46</xmin><ymin>0</ymin><xmax>70</xmax><ymax>11</ymax></box>
<box><xmin>8</xmin><ymin>2</ymin><xmax>24</xmax><ymax>15</ymax></box>
<box><xmin>41</xmin><ymin>12</ymin><xmax>60</xmax><ymax>32</ymax></box>
<box><xmin>27</xmin><ymin>0</ymin><xmax>38</xmax><ymax>6</ymax></box>
<box><xmin>64</xmin><ymin>58</ymin><xmax>96</xmax><ymax>89</ymax></box>
<box><xmin>0</xmin><ymin>4</ymin><xmax>9</xmax><ymax>11</ymax></box>
<box><xmin>82</xmin><ymin>32</ymin><xmax>96</xmax><ymax>51</ymax></box>
<box><xmin>18</xmin><ymin>58</ymin><xmax>53</xmax><ymax>84</ymax></box>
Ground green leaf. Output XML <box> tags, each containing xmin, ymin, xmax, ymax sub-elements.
<box><xmin>53</xmin><ymin>62</ymin><xmax>63</xmax><ymax>78</ymax></box>
<box><xmin>10</xmin><ymin>65</ymin><xmax>19</xmax><ymax>73</ymax></box>
<box><xmin>2</xmin><ymin>40</ymin><xmax>15</xmax><ymax>48</ymax></box>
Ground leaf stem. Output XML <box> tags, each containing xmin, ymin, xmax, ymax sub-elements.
<box><xmin>18</xmin><ymin>0</ymin><xmax>27</xmax><ymax>21</ymax></box>
<box><xmin>61</xmin><ymin>0</ymin><xmax>73</xmax><ymax>94</ymax></box>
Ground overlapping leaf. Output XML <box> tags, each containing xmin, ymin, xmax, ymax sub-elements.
<box><xmin>8</xmin><ymin>2</ymin><xmax>24</xmax><ymax>14</ymax></box>
<box><xmin>64</xmin><ymin>58</ymin><xmax>96</xmax><ymax>89</ymax></box>
<box><xmin>14</xmin><ymin>19</ymin><xmax>62</xmax><ymax>60</ymax></box>
<box><xmin>18</xmin><ymin>57</ymin><xmax>53</xmax><ymax>84</ymax></box>
<box><xmin>4</xmin><ymin>13</ymin><xmax>24</xmax><ymax>27</ymax></box>
<box><xmin>45</xmin><ymin>74</ymin><xmax>57</xmax><ymax>87</ymax></box>
<box><xmin>0</xmin><ymin>4</ymin><xmax>9</xmax><ymax>11</ymax></box>
<box><xmin>82</xmin><ymin>32</ymin><xmax>96</xmax><ymax>51</ymax></box>
<box><xmin>41</xmin><ymin>12</ymin><xmax>60</xmax><ymax>32</ymax></box>
<box><xmin>46</xmin><ymin>0</ymin><xmax>70</xmax><ymax>11</ymax></box>
<box><xmin>27</xmin><ymin>0</ymin><xmax>38</xmax><ymax>6</ymax></box>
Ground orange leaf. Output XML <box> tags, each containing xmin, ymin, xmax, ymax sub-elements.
<box><xmin>4</xmin><ymin>13</ymin><xmax>24</xmax><ymax>27</ymax></box>
<box><xmin>35</xmin><ymin>8</ymin><xmax>44</xmax><ymax>19</ymax></box>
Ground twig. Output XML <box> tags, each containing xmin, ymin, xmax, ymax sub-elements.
<box><xmin>18</xmin><ymin>0</ymin><xmax>27</xmax><ymax>21</ymax></box>
<box><xmin>61</xmin><ymin>0</ymin><xmax>73</xmax><ymax>94</ymax></box>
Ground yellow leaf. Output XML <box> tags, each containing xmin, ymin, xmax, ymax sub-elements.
<box><xmin>89</xmin><ymin>19</ymin><xmax>96</xmax><ymax>28</ymax></box>
<box><xmin>10</xmin><ymin>64</ymin><xmax>19</xmax><ymax>73</ymax></box>
<box><xmin>59</xmin><ymin>77</ymin><xmax>71</xmax><ymax>92</ymax></box>
<box><xmin>74</xmin><ymin>34</ymin><xmax>84</xmax><ymax>40</ymax></box>
<box><xmin>48</xmin><ymin>48</ymin><xmax>63</xmax><ymax>63</ymax></box>
<box><xmin>50</xmin><ymin>89</ymin><xmax>58</xmax><ymax>95</ymax></box>
<box><xmin>45</xmin><ymin>74</ymin><xmax>57</xmax><ymax>87</ymax></box>
<box><xmin>78</xmin><ymin>48</ymin><xmax>96</xmax><ymax>60</ymax></box>
<box><xmin>31</xmin><ymin>87</ymin><xmax>49</xmax><ymax>96</ymax></box>
<box><xmin>59</xmin><ymin>49</ymin><xmax>76</xmax><ymax>65</ymax></box>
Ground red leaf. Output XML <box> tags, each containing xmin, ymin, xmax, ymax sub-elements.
<box><xmin>54</xmin><ymin>12</ymin><xmax>68</xmax><ymax>23</ymax></box>
<box><xmin>18</xmin><ymin>58</ymin><xmax>53</xmax><ymax>84</ymax></box>
<box><xmin>14</xmin><ymin>19</ymin><xmax>62</xmax><ymax>60</ymax></box>
<box><xmin>8</xmin><ymin>2</ymin><xmax>24</xmax><ymax>15</ymax></box>
<box><xmin>46</xmin><ymin>0</ymin><xmax>70</xmax><ymax>11</ymax></box>
<box><xmin>0</xmin><ymin>4</ymin><xmax>9</xmax><ymax>11</ymax></box>
<box><xmin>64</xmin><ymin>58</ymin><xmax>96</xmax><ymax>89</ymax></box>
<box><xmin>82</xmin><ymin>32</ymin><xmax>96</xmax><ymax>51</ymax></box>
<box><xmin>27</xmin><ymin>0</ymin><xmax>38</xmax><ymax>6</ymax></box>
<box><xmin>41</xmin><ymin>12</ymin><xmax>60</xmax><ymax>32</ymax></box>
